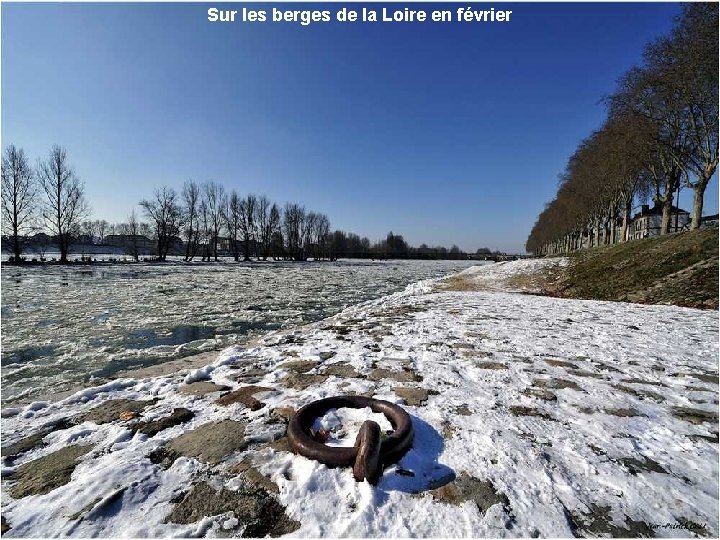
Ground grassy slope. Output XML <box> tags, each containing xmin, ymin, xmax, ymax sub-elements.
<box><xmin>547</xmin><ymin>228</ymin><xmax>719</xmax><ymax>309</ymax></box>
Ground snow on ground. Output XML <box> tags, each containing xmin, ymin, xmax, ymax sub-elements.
<box><xmin>450</xmin><ymin>257</ymin><xmax>569</xmax><ymax>292</ymax></box>
<box><xmin>1</xmin><ymin>259</ymin><xmax>718</xmax><ymax>537</ymax></box>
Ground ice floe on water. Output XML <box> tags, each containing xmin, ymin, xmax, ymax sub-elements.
<box><xmin>1</xmin><ymin>259</ymin><xmax>478</xmax><ymax>405</ymax></box>
<box><xmin>0</xmin><ymin>258</ymin><xmax>717</xmax><ymax>537</ymax></box>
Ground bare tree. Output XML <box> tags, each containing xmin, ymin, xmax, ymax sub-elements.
<box><xmin>225</xmin><ymin>191</ymin><xmax>242</xmax><ymax>261</ymax></box>
<box><xmin>126</xmin><ymin>209</ymin><xmax>140</xmax><ymax>261</ymax></box>
<box><xmin>96</xmin><ymin>219</ymin><xmax>109</xmax><ymax>243</ymax></box>
<box><xmin>182</xmin><ymin>180</ymin><xmax>200</xmax><ymax>261</ymax></box>
<box><xmin>81</xmin><ymin>220</ymin><xmax>99</xmax><ymax>242</ymax></box>
<box><xmin>652</xmin><ymin>3</ymin><xmax>718</xmax><ymax>229</ymax></box>
<box><xmin>140</xmin><ymin>186</ymin><xmax>183</xmax><ymax>261</ymax></box>
<box><xmin>254</xmin><ymin>195</ymin><xmax>272</xmax><ymax>260</ymax></box>
<box><xmin>283</xmin><ymin>202</ymin><xmax>305</xmax><ymax>261</ymax></box>
<box><xmin>1</xmin><ymin>145</ymin><xmax>36</xmax><ymax>261</ymax></box>
<box><xmin>202</xmin><ymin>181</ymin><xmax>226</xmax><ymax>261</ymax></box>
<box><xmin>37</xmin><ymin>146</ymin><xmax>88</xmax><ymax>263</ymax></box>
<box><xmin>239</xmin><ymin>194</ymin><xmax>257</xmax><ymax>261</ymax></box>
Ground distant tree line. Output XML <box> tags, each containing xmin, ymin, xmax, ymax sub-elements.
<box><xmin>526</xmin><ymin>4</ymin><xmax>717</xmax><ymax>255</ymax></box>
<box><xmin>2</xmin><ymin>150</ymin><xmax>478</xmax><ymax>262</ymax></box>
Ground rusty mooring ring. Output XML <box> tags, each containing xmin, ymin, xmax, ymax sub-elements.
<box><xmin>287</xmin><ymin>395</ymin><xmax>414</xmax><ymax>484</ymax></box>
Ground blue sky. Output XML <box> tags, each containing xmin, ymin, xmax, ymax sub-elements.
<box><xmin>2</xmin><ymin>2</ymin><xmax>716</xmax><ymax>253</ymax></box>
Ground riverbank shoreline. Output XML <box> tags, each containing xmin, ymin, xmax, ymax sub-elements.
<box><xmin>1</xmin><ymin>260</ymin><xmax>717</xmax><ymax>537</ymax></box>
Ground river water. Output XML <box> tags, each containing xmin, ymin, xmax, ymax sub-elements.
<box><xmin>1</xmin><ymin>258</ymin><xmax>478</xmax><ymax>405</ymax></box>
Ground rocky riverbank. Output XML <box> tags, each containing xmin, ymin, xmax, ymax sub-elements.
<box><xmin>1</xmin><ymin>260</ymin><xmax>718</xmax><ymax>537</ymax></box>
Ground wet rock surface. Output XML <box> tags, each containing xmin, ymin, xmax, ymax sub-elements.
<box><xmin>281</xmin><ymin>373</ymin><xmax>329</xmax><ymax>390</ymax></box>
<box><xmin>215</xmin><ymin>386</ymin><xmax>272</xmax><ymax>410</ymax></box>
<box><xmin>367</xmin><ymin>368</ymin><xmax>422</xmax><ymax>383</ymax></box>
<box><xmin>322</xmin><ymin>362</ymin><xmax>360</xmax><ymax>378</ymax></box>
<box><xmin>168</xmin><ymin>420</ymin><xmax>247</xmax><ymax>464</ymax></box>
<box><xmin>509</xmin><ymin>406</ymin><xmax>555</xmax><ymax>421</ymax></box>
<box><xmin>132</xmin><ymin>408</ymin><xmax>194</xmax><ymax>437</ymax></box>
<box><xmin>79</xmin><ymin>399</ymin><xmax>158</xmax><ymax>424</ymax></box>
<box><xmin>475</xmin><ymin>361</ymin><xmax>507</xmax><ymax>370</ymax></box>
<box><xmin>164</xmin><ymin>482</ymin><xmax>300</xmax><ymax>537</ymax></box>
<box><xmin>672</xmin><ymin>406</ymin><xmax>718</xmax><ymax>425</ymax></box>
<box><xmin>178</xmin><ymin>381</ymin><xmax>231</xmax><ymax>396</ymax></box>
<box><xmin>430</xmin><ymin>472</ymin><xmax>510</xmax><ymax>516</ymax></box>
<box><xmin>278</xmin><ymin>360</ymin><xmax>319</xmax><ymax>374</ymax></box>
<box><xmin>9</xmin><ymin>444</ymin><xmax>93</xmax><ymax>498</ymax></box>
<box><xmin>568</xmin><ymin>504</ymin><xmax>656</xmax><ymax>537</ymax></box>
<box><xmin>393</xmin><ymin>387</ymin><xmax>430</xmax><ymax>407</ymax></box>
<box><xmin>532</xmin><ymin>378</ymin><xmax>583</xmax><ymax>392</ymax></box>
<box><xmin>227</xmin><ymin>458</ymin><xmax>280</xmax><ymax>494</ymax></box>
<box><xmin>1</xmin><ymin>419</ymin><xmax>75</xmax><ymax>461</ymax></box>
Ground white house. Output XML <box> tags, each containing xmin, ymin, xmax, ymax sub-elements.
<box><xmin>632</xmin><ymin>204</ymin><xmax>690</xmax><ymax>239</ymax></box>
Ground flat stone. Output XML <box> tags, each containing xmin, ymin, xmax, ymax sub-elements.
<box><xmin>672</xmin><ymin>406</ymin><xmax>718</xmax><ymax>425</ymax></box>
<box><xmin>179</xmin><ymin>381</ymin><xmax>231</xmax><ymax>396</ymax></box>
<box><xmin>318</xmin><ymin>351</ymin><xmax>336</xmax><ymax>361</ymax></box>
<box><xmin>613</xmin><ymin>384</ymin><xmax>664</xmax><ymax>402</ymax></box>
<box><xmin>687</xmin><ymin>432</ymin><xmax>719</xmax><ymax>443</ymax></box>
<box><xmin>454</xmin><ymin>404</ymin><xmax>472</xmax><ymax>416</ymax></box>
<box><xmin>690</xmin><ymin>373</ymin><xmax>719</xmax><ymax>384</ymax></box>
<box><xmin>227</xmin><ymin>458</ymin><xmax>279</xmax><ymax>494</ymax></box>
<box><xmin>9</xmin><ymin>444</ymin><xmax>93</xmax><ymax>498</ymax></box>
<box><xmin>522</xmin><ymin>387</ymin><xmax>557</xmax><ymax>401</ymax></box>
<box><xmin>532</xmin><ymin>378</ymin><xmax>583</xmax><ymax>392</ymax></box>
<box><xmin>475</xmin><ymin>361</ymin><xmax>507</xmax><ymax>370</ymax></box>
<box><xmin>508</xmin><ymin>406</ymin><xmax>554</xmax><ymax>421</ymax></box>
<box><xmin>270</xmin><ymin>407</ymin><xmax>296</xmax><ymax>424</ymax></box>
<box><xmin>216</xmin><ymin>386</ymin><xmax>272</xmax><ymax>410</ymax></box>
<box><xmin>441</xmin><ymin>421</ymin><xmax>456</xmax><ymax>439</ymax></box>
<box><xmin>268</xmin><ymin>436</ymin><xmax>291</xmax><ymax>453</ymax></box>
<box><xmin>322</xmin><ymin>362</ymin><xmax>360</xmax><ymax>378</ymax></box>
<box><xmin>164</xmin><ymin>482</ymin><xmax>299</xmax><ymax>537</ymax></box>
<box><xmin>278</xmin><ymin>360</ymin><xmax>319</xmax><ymax>374</ymax></box>
<box><xmin>133</xmin><ymin>408</ymin><xmax>194</xmax><ymax>437</ymax></box>
<box><xmin>618</xmin><ymin>456</ymin><xmax>668</xmax><ymax>474</ymax></box>
<box><xmin>368</xmin><ymin>368</ymin><xmax>422</xmax><ymax>383</ymax></box>
<box><xmin>79</xmin><ymin>399</ymin><xmax>157</xmax><ymax>424</ymax></box>
<box><xmin>603</xmin><ymin>407</ymin><xmax>644</xmax><ymax>417</ymax></box>
<box><xmin>544</xmin><ymin>359</ymin><xmax>579</xmax><ymax>369</ymax></box>
<box><xmin>430</xmin><ymin>472</ymin><xmax>509</xmax><ymax>515</ymax></box>
<box><xmin>393</xmin><ymin>387</ymin><xmax>430</xmax><ymax>407</ymax></box>
<box><xmin>235</xmin><ymin>367</ymin><xmax>270</xmax><ymax>384</ymax></box>
<box><xmin>568</xmin><ymin>504</ymin><xmax>655</xmax><ymax>537</ymax></box>
<box><xmin>281</xmin><ymin>373</ymin><xmax>329</xmax><ymax>391</ymax></box>
<box><xmin>1</xmin><ymin>419</ymin><xmax>75</xmax><ymax>461</ymax></box>
<box><xmin>574</xmin><ymin>370</ymin><xmax>604</xmax><ymax>379</ymax></box>
<box><xmin>168</xmin><ymin>420</ymin><xmax>247</xmax><ymax>464</ymax></box>
<box><xmin>147</xmin><ymin>446</ymin><xmax>182</xmax><ymax>469</ymax></box>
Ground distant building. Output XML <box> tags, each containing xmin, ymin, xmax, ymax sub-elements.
<box><xmin>632</xmin><ymin>204</ymin><xmax>690</xmax><ymax>239</ymax></box>
<box><xmin>105</xmin><ymin>234</ymin><xmax>155</xmax><ymax>254</ymax></box>
<box><xmin>700</xmin><ymin>214</ymin><xmax>719</xmax><ymax>228</ymax></box>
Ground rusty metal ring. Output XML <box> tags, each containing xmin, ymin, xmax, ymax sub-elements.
<box><xmin>287</xmin><ymin>395</ymin><xmax>414</xmax><ymax>484</ymax></box>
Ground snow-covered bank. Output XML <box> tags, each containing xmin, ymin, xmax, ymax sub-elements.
<box><xmin>1</xmin><ymin>260</ymin><xmax>718</xmax><ymax>537</ymax></box>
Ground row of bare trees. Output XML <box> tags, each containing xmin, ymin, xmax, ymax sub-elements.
<box><xmin>526</xmin><ymin>4</ymin><xmax>717</xmax><ymax>255</ymax></box>
<box><xmin>138</xmin><ymin>182</ymin><xmax>333</xmax><ymax>262</ymax></box>
<box><xmin>3</xmin><ymin>148</ymin><xmax>474</xmax><ymax>263</ymax></box>
<box><xmin>1</xmin><ymin>145</ymin><xmax>88</xmax><ymax>262</ymax></box>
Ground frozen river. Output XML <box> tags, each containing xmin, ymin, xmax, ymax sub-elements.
<box><xmin>0</xmin><ymin>259</ymin><xmax>478</xmax><ymax>405</ymax></box>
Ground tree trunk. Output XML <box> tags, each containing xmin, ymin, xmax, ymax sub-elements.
<box><xmin>690</xmin><ymin>183</ymin><xmax>705</xmax><ymax>230</ymax></box>
<box><xmin>594</xmin><ymin>220</ymin><xmax>600</xmax><ymax>247</ymax></box>
<box><xmin>660</xmin><ymin>198</ymin><xmax>673</xmax><ymax>235</ymax></box>
<box><xmin>620</xmin><ymin>200</ymin><xmax>631</xmax><ymax>243</ymax></box>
